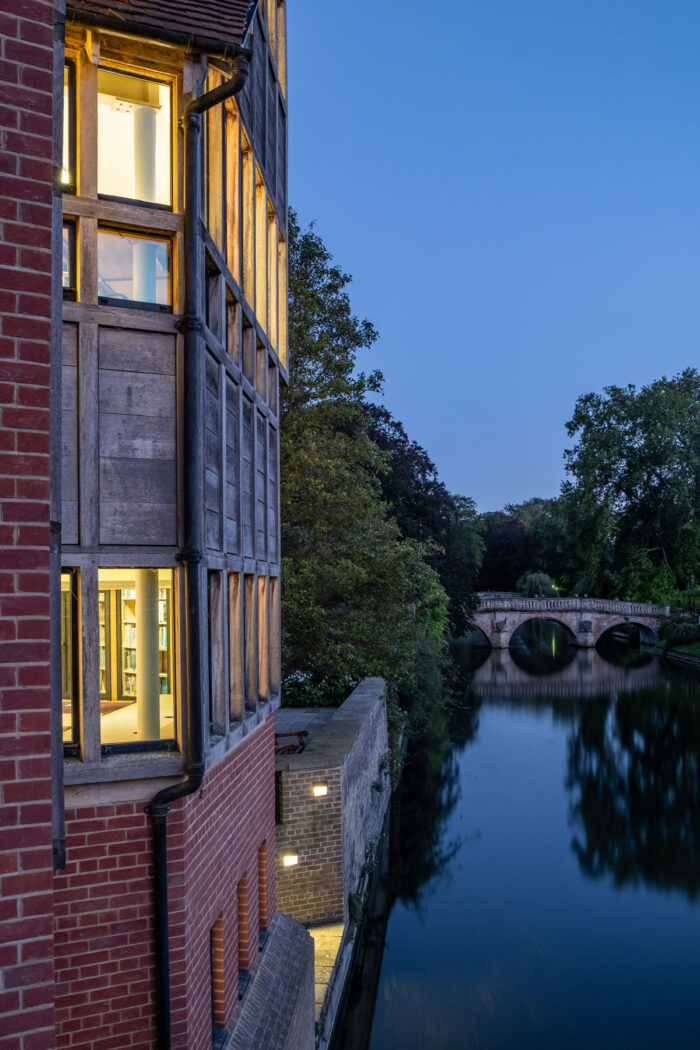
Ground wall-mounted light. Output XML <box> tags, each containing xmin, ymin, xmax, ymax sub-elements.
<box><xmin>312</xmin><ymin>783</ymin><xmax>328</xmax><ymax>798</ymax></box>
<box><xmin>282</xmin><ymin>853</ymin><xmax>298</xmax><ymax>868</ymax></box>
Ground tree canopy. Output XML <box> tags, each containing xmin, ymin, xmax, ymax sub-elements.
<box><xmin>478</xmin><ymin>370</ymin><xmax>700</xmax><ymax>603</ymax></box>
<box><xmin>280</xmin><ymin>212</ymin><xmax>470</xmax><ymax>707</ymax></box>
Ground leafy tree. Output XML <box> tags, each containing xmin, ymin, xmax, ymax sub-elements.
<box><xmin>516</xmin><ymin>570</ymin><xmax>558</xmax><ymax>597</ymax></box>
<box><xmin>478</xmin><ymin>512</ymin><xmax>532</xmax><ymax>591</ymax></box>
<box><xmin>563</xmin><ymin>369</ymin><xmax>700</xmax><ymax>596</ymax></box>
<box><xmin>281</xmin><ymin>213</ymin><xmax>448</xmax><ymax>706</ymax></box>
<box><xmin>364</xmin><ymin>404</ymin><xmax>483</xmax><ymax>634</ymax></box>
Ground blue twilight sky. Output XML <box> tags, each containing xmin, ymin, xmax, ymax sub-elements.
<box><xmin>286</xmin><ymin>0</ymin><xmax>700</xmax><ymax>511</ymax></box>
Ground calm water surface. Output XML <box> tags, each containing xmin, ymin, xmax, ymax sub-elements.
<box><xmin>334</xmin><ymin>629</ymin><xmax>700</xmax><ymax>1050</ymax></box>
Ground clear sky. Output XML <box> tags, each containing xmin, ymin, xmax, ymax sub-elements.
<box><xmin>287</xmin><ymin>0</ymin><xmax>700</xmax><ymax>511</ymax></box>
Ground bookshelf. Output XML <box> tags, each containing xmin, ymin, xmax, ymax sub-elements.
<box><xmin>118</xmin><ymin>587</ymin><xmax>170</xmax><ymax>698</ymax></box>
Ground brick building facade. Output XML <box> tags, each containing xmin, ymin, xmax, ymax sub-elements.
<box><xmin>0</xmin><ymin>3</ymin><xmax>314</xmax><ymax>1048</ymax></box>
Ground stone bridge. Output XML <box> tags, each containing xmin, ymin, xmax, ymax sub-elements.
<box><xmin>470</xmin><ymin>593</ymin><xmax>670</xmax><ymax>649</ymax></box>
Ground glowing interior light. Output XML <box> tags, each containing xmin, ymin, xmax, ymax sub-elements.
<box><xmin>282</xmin><ymin>854</ymin><xmax>298</xmax><ymax>868</ymax></box>
<box><xmin>312</xmin><ymin>784</ymin><xmax>328</xmax><ymax>798</ymax></box>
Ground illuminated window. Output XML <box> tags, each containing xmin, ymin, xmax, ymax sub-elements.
<box><xmin>62</xmin><ymin>220</ymin><xmax>76</xmax><ymax>300</ymax></box>
<box><xmin>97</xmin><ymin>227</ymin><xmax>171</xmax><ymax>309</ymax></box>
<box><xmin>62</xmin><ymin>62</ymin><xmax>76</xmax><ymax>190</ymax></box>
<box><xmin>61</xmin><ymin>570</ymin><xmax>79</xmax><ymax>750</ymax></box>
<box><xmin>97</xmin><ymin>69</ymin><xmax>171</xmax><ymax>207</ymax></box>
<box><xmin>97</xmin><ymin>568</ymin><xmax>175</xmax><ymax>747</ymax></box>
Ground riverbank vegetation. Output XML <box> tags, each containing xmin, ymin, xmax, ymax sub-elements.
<box><xmin>280</xmin><ymin>214</ymin><xmax>482</xmax><ymax>713</ymax></box>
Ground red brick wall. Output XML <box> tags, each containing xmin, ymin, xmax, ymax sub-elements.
<box><xmin>0</xmin><ymin>2</ymin><xmax>57</xmax><ymax>1048</ymax></box>
<box><xmin>169</xmin><ymin>716</ymin><xmax>276</xmax><ymax>1050</ymax></box>
<box><xmin>53</xmin><ymin>802</ymin><xmax>156</xmax><ymax>1050</ymax></box>
<box><xmin>53</xmin><ymin>718</ymin><xmax>277</xmax><ymax>1050</ymax></box>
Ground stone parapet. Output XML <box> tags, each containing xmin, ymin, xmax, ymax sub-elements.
<box><xmin>275</xmin><ymin>678</ymin><xmax>390</xmax><ymax>926</ymax></box>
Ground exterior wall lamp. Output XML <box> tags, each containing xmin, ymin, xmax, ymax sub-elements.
<box><xmin>312</xmin><ymin>783</ymin><xmax>328</xmax><ymax>798</ymax></box>
<box><xmin>282</xmin><ymin>853</ymin><xmax>299</xmax><ymax>868</ymax></box>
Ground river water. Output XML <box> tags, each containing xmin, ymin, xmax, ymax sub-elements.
<box><xmin>333</xmin><ymin>625</ymin><xmax>700</xmax><ymax>1050</ymax></box>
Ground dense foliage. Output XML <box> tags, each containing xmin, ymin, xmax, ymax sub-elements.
<box><xmin>280</xmin><ymin>213</ymin><xmax>478</xmax><ymax>708</ymax></box>
<box><xmin>479</xmin><ymin>370</ymin><xmax>700</xmax><ymax>605</ymax></box>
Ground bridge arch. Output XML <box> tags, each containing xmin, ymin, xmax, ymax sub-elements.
<box><xmin>509</xmin><ymin>616</ymin><xmax>577</xmax><ymax>650</ymax></box>
<box><xmin>593</xmin><ymin>618</ymin><xmax>658</xmax><ymax>647</ymax></box>
<box><xmin>463</xmin><ymin>624</ymin><xmax>492</xmax><ymax>648</ymax></box>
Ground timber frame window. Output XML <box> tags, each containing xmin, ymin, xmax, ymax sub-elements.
<box><xmin>97</xmin><ymin>68</ymin><xmax>172</xmax><ymax>208</ymax></box>
<box><xmin>97</xmin><ymin>227</ymin><xmax>172</xmax><ymax>310</ymax></box>
<box><xmin>62</xmin><ymin>565</ymin><xmax>179</xmax><ymax>759</ymax></box>
<box><xmin>97</xmin><ymin>568</ymin><xmax>176</xmax><ymax>751</ymax></box>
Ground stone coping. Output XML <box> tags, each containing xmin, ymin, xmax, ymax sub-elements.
<box><xmin>275</xmin><ymin>678</ymin><xmax>386</xmax><ymax>772</ymax></box>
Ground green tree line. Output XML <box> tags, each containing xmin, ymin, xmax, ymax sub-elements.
<box><xmin>478</xmin><ymin>370</ymin><xmax>700</xmax><ymax>606</ymax></box>
<box><xmin>280</xmin><ymin>213</ymin><xmax>482</xmax><ymax>709</ymax></box>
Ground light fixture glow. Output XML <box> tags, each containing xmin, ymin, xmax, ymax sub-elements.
<box><xmin>282</xmin><ymin>853</ymin><xmax>298</xmax><ymax>868</ymax></box>
<box><xmin>312</xmin><ymin>783</ymin><xmax>328</xmax><ymax>798</ymax></box>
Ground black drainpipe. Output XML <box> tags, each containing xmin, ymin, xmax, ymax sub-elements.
<box><xmin>147</xmin><ymin>52</ymin><xmax>251</xmax><ymax>1050</ymax></box>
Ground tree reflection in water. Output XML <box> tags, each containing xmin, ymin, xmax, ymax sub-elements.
<box><xmin>566</xmin><ymin>676</ymin><xmax>700</xmax><ymax>899</ymax></box>
<box><xmin>389</xmin><ymin>690</ymin><xmax>480</xmax><ymax>908</ymax></box>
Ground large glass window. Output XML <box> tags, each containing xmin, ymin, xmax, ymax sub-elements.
<box><xmin>97</xmin><ymin>69</ymin><xmax>171</xmax><ymax>207</ymax></box>
<box><xmin>97</xmin><ymin>227</ymin><xmax>171</xmax><ymax>309</ymax></box>
<box><xmin>61</xmin><ymin>570</ymin><xmax>79</xmax><ymax>749</ymax></box>
<box><xmin>62</xmin><ymin>62</ymin><xmax>76</xmax><ymax>190</ymax></box>
<box><xmin>97</xmin><ymin>568</ymin><xmax>175</xmax><ymax>747</ymax></box>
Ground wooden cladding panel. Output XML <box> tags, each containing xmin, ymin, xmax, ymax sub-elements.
<box><xmin>253</xmin><ymin>28</ymin><xmax>266</xmax><ymax>164</ymax></box>
<box><xmin>98</xmin><ymin>327</ymin><xmax>176</xmax><ymax>545</ymax></box>
<box><xmin>255</xmin><ymin>411</ymin><xmax>267</xmax><ymax>559</ymax></box>
<box><xmin>277</xmin><ymin>95</ymin><xmax>286</xmax><ymax>211</ymax></box>
<box><xmin>205</xmin><ymin>354</ymin><xmax>222</xmax><ymax>551</ymax></box>
<box><xmin>62</xmin><ymin>323</ymin><xmax>79</xmax><ymax>543</ymax></box>
<box><xmin>225</xmin><ymin>376</ymin><xmax>240</xmax><ymax>554</ymax></box>
<box><xmin>241</xmin><ymin>396</ymin><xmax>255</xmax><ymax>558</ymax></box>
<box><xmin>266</xmin><ymin>57</ymin><xmax>276</xmax><ymax>191</ymax></box>
<box><xmin>267</xmin><ymin>423</ymin><xmax>278</xmax><ymax>564</ymax></box>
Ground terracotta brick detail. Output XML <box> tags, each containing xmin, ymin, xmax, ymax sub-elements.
<box><xmin>210</xmin><ymin>915</ymin><xmax>225</xmax><ymax>1027</ymax></box>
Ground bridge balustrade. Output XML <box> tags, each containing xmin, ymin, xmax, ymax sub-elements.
<box><xmin>475</xmin><ymin>595</ymin><xmax>669</xmax><ymax>617</ymax></box>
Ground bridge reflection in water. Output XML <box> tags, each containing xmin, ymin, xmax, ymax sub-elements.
<box><xmin>467</xmin><ymin>644</ymin><xmax>667</xmax><ymax>702</ymax></box>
